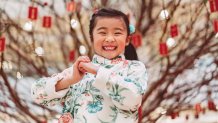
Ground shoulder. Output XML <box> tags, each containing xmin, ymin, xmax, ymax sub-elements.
<box><xmin>126</xmin><ymin>60</ymin><xmax>145</xmax><ymax>68</ymax></box>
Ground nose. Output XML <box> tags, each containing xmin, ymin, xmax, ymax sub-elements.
<box><xmin>105</xmin><ymin>35</ymin><xmax>115</xmax><ymax>42</ymax></box>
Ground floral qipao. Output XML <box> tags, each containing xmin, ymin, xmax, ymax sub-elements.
<box><xmin>31</xmin><ymin>54</ymin><xmax>148</xmax><ymax>123</ymax></box>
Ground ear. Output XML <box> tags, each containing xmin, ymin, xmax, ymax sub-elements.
<box><xmin>126</xmin><ymin>36</ymin><xmax>131</xmax><ymax>46</ymax></box>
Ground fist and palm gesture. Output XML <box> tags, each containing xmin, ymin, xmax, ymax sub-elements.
<box><xmin>55</xmin><ymin>56</ymin><xmax>99</xmax><ymax>91</ymax></box>
<box><xmin>73</xmin><ymin>56</ymin><xmax>99</xmax><ymax>83</ymax></box>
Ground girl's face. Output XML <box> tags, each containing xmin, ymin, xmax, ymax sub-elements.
<box><xmin>92</xmin><ymin>17</ymin><xmax>129</xmax><ymax>59</ymax></box>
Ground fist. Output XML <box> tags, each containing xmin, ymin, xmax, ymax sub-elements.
<box><xmin>78</xmin><ymin>62</ymin><xmax>99</xmax><ymax>75</ymax></box>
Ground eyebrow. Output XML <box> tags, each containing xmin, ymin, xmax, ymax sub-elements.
<box><xmin>96</xmin><ymin>27</ymin><xmax>107</xmax><ymax>31</ymax></box>
<box><xmin>114</xmin><ymin>27</ymin><xmax>124</xmax><ymax>31</ymax></box>
<box><xmin>96</xmin><ymin>27</ymin><xmax>124</xmax><ymax>32</ymax></box>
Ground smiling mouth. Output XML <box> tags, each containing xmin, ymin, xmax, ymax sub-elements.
<box><xmin>102</xmin><ymin>46</ymin><xmax>117</xmax><ymax>51</ymax></box>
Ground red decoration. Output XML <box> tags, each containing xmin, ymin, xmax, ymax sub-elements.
<box><xmin>195</xmin><ymin>103</ymin><xmax>202</xmax><ymax>113</ymax></box>
<box><xmin>69</xmin><ymin>50</ymin><xmax>75</xmax><ymax>61</ymax></box>
<box><xmin>170</xmin><ymin>24</ymin><xmax>179</xmax><ymax>37</ymax></box>
<box><xmin>28</xmin><ymin>6</ymin><xmax>38</xmax><ymax>20</ymax></box>
<box><xmin>213</xmin><ymin>19</ymin><xmax>218</xmax><ymax>32</ymax></box>
<box><xmin>131</xmin><ymin>34</ymin><xmax>142</xmax><ymax>48</ymax></box>
<box><xmin>170</xmin><ymin>112</ymin><xmax>179</xmax><ymax>119</ymax></box>
<box><xmin>67</xmin><ymin>2</ymin><xmax>76</xmax><ymax>12</ymax></box>
<box><xmin>208</xmin><ymin>100</ymin><xmax>217</xmax><ymax>111</ymax></box>
<box><xmin>138</xmin><ymin>106</ymin><xmax>142</xmax><ymax>122</ymax></box>
<box><xmin>0</xmin><ymin>37</ymin><xmax>5</xmax><ymax>52</ymax></box>
<box><xmin>209</xmin><ymin>0</ymin><xmax>218</xmax><ymax>12</ymax></box>
<box><xmin>42</xmin><ymin>16</ymin><xmax>52</xmax><ymax>28</ymax></box>
<box><xmin>159</xmin><ymin>42</ymin><xmax>168</xmax><ymax>56</ymax></box>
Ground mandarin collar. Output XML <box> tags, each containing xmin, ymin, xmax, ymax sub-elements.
<box><xmin>92</xmin><ymin>54</ymin><xmax>125</xmax><ymax>66</ymax></box>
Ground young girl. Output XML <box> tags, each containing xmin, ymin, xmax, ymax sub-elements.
<box><xmin>31</xmin><ymin>8</ymin><xmax>148</xmax><ymax>123</ymax></box>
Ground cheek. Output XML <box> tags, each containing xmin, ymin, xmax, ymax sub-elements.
<box><xmin>93</xmin><ymin>40</ymin><xmax>102</xmax><ymax>50</ymax></box>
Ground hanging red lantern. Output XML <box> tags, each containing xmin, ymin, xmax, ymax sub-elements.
<box><xmin>0</xmin><ymin>37</ymin><xmax>5</xmax><ymax>52</ymax></box>
<box><xmin>138</xmin><ymin>106</ymin><xmax>142</xmax><ymax>122</ymax></box>
<box><xmin>195</xmin><ymin>103</ymin><xmax>202</xmax><ymax>113</ymax></box>
<box><xmin>170</xmin><ymin>24</ymin><xmax>179</xmax><ymax>37</ymax></box>
<box><xmin>213</xmin><ymin>19</ymin><xmax>218</xmax><ymax>32</ymax></box>
<box><xmin>28</xmin><ymin>6</ymin><xmax>38</xmax><ymax>20</ymax></box>
<box><xmin>42</xmin><ymin>16</ymin><xmax>52</xmax><ymax>28</ymax></box>
<box><xmin>69</xmin><ymin>50</ymin><xmax>75</xmax><ymax>61</ymax></box>
<box><xmin>209</xmin><ymin>0</ymin><xmax>218</xmax><ymax>12</ymax></box>
<box><xmin>170</xmin><ymin>112</ymin><xmax>179</xmax><ymax>119</ymax></box>
<box><xmin>131</xmin><ymin>34</ymin><xmax>142</xmax><ymax>48</ymax></box>
<box><xmin>216</xmin><ymin>0</ymin><xmax>218</xmax><ymax>11</ymax></box>
<box><xmin>159</xmin><ymin>42</ymin><xmax>168</xmax><ymax>56</ymax></box>
<box><xmin>208</xmin><ymin>100</ymin><xmax>217</xmax><ymax>111</ymax></box>
<box><xmin>67</xmin><ymin>1</ymin><xmax>76</xmax><ymax>12</ymax></box>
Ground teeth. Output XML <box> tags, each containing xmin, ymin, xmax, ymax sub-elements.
<box><xmin>103</xmin><ymin>46</ymin><xmax>116</xmax><ymax>51</ymax></box>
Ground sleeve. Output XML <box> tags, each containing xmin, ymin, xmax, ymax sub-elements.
<box><xmin>92</xmin><ymin>61</ymin><xmax>148</xmax><ymax>111</ymax></box>
<box><xmin>31</xmin><ymin>66</ymin><xmax>73</xmax><ymax>106</ymax></box>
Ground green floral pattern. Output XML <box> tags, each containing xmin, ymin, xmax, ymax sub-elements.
<box><xmin>31</xmin><ymin>54</ymin><xmax>148</xmax><ymax>123</ymax></box>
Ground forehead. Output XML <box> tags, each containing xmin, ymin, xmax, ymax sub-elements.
<box><xmin>94</xmin><ymin>17</ymin><xmax>126</xmax><ymax>30</ymax></box>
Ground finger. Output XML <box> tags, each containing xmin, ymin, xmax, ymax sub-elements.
<box><xmin>79</xmin><ymin>67</ymin><xmax>86</xmax><ymax>73</ymax></box>
<box><xmin>84</xmin><ymin>56</ymin><xmax>90</xmax><ymax>61</ymax></box>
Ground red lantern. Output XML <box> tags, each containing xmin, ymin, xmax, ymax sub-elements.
<box><xmin>159</xmin><ymin>42</ymin><xmax>168</xmax><ymax>56</ymax></box>
<box><xmin>208</xmin><ymin>100</ymin><xmax>217</xmax><ymax>111</ymax></box>
<box><xmin>69</xmin><ymin>50</ymin><xmax>75</xmax><ymax>61</ymax></box>
<box><xmin>0</xmin><ymin>37</ymin><xmax>5</xmax><ymax>52</ymax></box>
<box><xmin>216</xmin><ymin>0</ymin><xmax>218</xmax><ymax>11</ymax></box>
<box><xmin>28</xmin><ymin>6</ymin><xmax>38</xmax><ymax>20</ymax></box>
<box><xmin>170</xmin><ymin>112</ymin><xmax>179</xmax><ymax>119</ymax></box>
<box><xmin>67</xmin><ymin>1</ymin><xmax>76</xmax><ymax>12</ymax></box>
<box><xmin>42</xmin><ymin>16</ymin><xmax>52</xmax><ymax>28</ymax></box>
<box><xmin>209</xmin><ymin>0</ymin><xmax>218</xmax><ymax>12</ymax></box>
<box><xmin>170</xmin><ymin>24</ymin><xmax>179</xmax><ymax>37</ymax></box>
<box><xmin>131</xmin><ymin>34</ymin><xmax>142</xmax><ymax>48</ymax></box>
<box><xmin>195</xmin><ymin>103</ymin><xmax>202</xmax><ymax>113</ymax></box>
<box><xmin>213</xmin><ymin>19</ymin><xmax>218</xmax><ymax>32</ymax></box>
<box><xmin>138</xmin><ymin>106</ymin><xmax>142</xmax><ymax>122</ymax></box>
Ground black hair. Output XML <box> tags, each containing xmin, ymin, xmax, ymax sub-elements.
<box><xmin>89</xmin><ymin>8</ymin><xmax>138</xmax><ymax>60</ymax></box>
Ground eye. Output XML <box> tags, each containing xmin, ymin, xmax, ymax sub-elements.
<box><xmin>98</xmin><ymin>32</ymin><xmax>106</xmax><ymax>35</ymax></box>
<box><xmin>114</xmin><ymin>32</ymin><xmax>122</xmax><ymax>35</ymax></box>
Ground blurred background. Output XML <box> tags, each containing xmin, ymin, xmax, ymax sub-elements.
<box><xmin>0</xmin><ymin>0</ymin><xmax>218</xmax><ymax>123</ymax></box>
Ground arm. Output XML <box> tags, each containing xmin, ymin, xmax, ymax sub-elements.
<box><xmin>31</xmin><ymin>56</ymin><xmax>91</xmax><ymax>106</ymax></box>
<box><xmin>31</xmin><ymin>67</ymin><xmax>73</xmax><ymax>106</ymax></box>
<box><xmin>93</xmin><ymin>61</ymin><xmax>148</xmax><ymax>111</ymax></box>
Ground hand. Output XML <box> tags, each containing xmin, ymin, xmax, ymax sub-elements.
<box><xmin>72</xmin><ymin>56</ymin><xmax>91</xmax><ymax>83</ymax></box>
<box><xmin>78</xmin><ymin>62</ymin><xmax>99</xmax><ymax>75</ymax></box>
<box><xmin>55</xmin><ymin>56</ymin><xmax>90</xmax><ymax>91</ymax></box>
